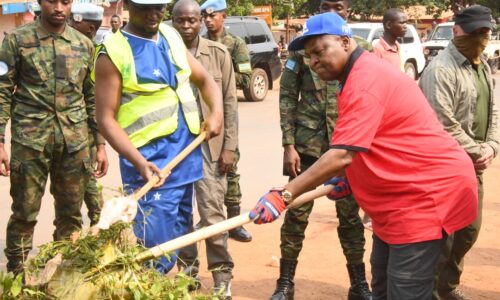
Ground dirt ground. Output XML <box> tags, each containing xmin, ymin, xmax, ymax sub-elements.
<box><xmin>1</xmin><ymin>74</ymin><xmax>500</xmax><ymax>299</ymax></box>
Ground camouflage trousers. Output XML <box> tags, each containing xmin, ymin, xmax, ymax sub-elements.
<box><xmin>84</xmin><ymin>144</ymin><xmax>103</xmax><ymax>226</ymax></box>
<box><xmin>5</xmin><ymin>126</ymin><xmax>91</xmax><ymax>269</ymax></box>
<box><xmin>280</xmin><ymin>154</ymin><xmax>366</xmax><ymax>265</ymax></box>
<box><xmin>224</xmin><ymin>147</ymin><xmax>241</xmax><ymax>207</ymax></box>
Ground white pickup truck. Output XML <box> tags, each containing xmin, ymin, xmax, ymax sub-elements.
<box><xmin>350</xmin><ymin>23</ymin><xmax>426</xmax><ymax>80</ymax></box>
<box><xmin>423</xmin><ymin>22</ymin><xmax>500</xmax><ymax>73</ymax></box>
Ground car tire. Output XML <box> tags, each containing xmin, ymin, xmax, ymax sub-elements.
<box><xmin>243</xmin><ymin>68</ymin><xmax>268</xmax><ymax>102</ymax></box>
<box><xmin>404</xmin><ymin>61</ymin><xmax>417</xmax><ymax>80</ymax></box>
<box><xmin>488</xmin><ymin>57</ymin><xmax>498</xmax><ymax>74</ymax></box>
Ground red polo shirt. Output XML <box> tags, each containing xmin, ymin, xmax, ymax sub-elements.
<box><xmin>331</xmin><ymin>49</ymin><xmax>478</xmax><ymax>244</ymax></box>
<box><xmin>373</xmin><ymin>37</ymin><xmax>403</xmax><ymax>71</ymax></box>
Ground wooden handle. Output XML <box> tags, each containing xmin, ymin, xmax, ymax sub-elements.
<box><xmin>287</xmin><ymin>184</ymin><xmax>333</xmax><ymax>209</ymax></box>
<box><xmin>134</xmin><ymin>184</ymin><xmax>333</xmax><ymax>262</ymax></box>
<box><xmin>132</xmin><ymin>131</ymin><xmax>207</xmax><ymax>201</ymax></box>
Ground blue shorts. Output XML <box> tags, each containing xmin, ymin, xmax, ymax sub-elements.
<box><xmin>133</xmin><ymin>183</ymin><xmax>195</xmax><ymax>273</ymax></box>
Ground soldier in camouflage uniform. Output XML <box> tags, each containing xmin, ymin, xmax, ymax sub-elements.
<box><xmin>272</xmin><ymin>1</ymin><xmax>373</xmax><ymax>300</ymax></box>
<box><xmin>68</xmin><ymin>3</ymin><xmax>109</xmax><ymax>226</ymax></box>
<box><xmin>201</xmin><ymin>0</ymin><xmax>252</xmax><ymax>242</ymax></box>
<box><xmin>0</xmin><ymin>0</ymin><xmax>100</xmax><ymax>274</ymax></box>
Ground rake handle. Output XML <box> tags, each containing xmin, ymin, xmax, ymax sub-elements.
<box><xmin>134</xmin><ymin>184</ymin><xmax>334</xmax><ymax>262</ymax></box>
<box><xmin>132</xmin><ymin>131</ymin><xmax>207</xmax><ymax>201</ymax></box>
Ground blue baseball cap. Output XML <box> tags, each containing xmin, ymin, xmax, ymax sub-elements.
<box><xmin>288</xmin><ymin>12</ymin><xmax>352</xmax><ymax>51</ymax></box>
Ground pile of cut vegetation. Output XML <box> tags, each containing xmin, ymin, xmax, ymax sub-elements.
<box><xmin>0</xmin><ymin>223</ymin><xmax>212</xmax><ymax>300</ymax></box>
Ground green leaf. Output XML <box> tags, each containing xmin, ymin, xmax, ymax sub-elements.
<box><xmin>10</xmin><ymin>274</ymin><xmax>23</xmax><ymax>297</ymax></box>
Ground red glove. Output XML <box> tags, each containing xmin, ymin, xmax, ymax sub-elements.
<box><xmin>249</xmin><ymin>189</ymin><xmax>286</xmax><ymax>224</ymax></box>
<box><xmin>324</xmin><ymin>176</ymin><xmax>352</xmax><ymax>200</ymax></box>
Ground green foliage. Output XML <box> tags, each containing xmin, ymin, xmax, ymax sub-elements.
<box><xmin>159</xmin><ymin>0</ymin><xmax>498</xmax><ymax>21</ymax></box>
<box><xmin>1</xmin><ymin>223</ymin><xmax>213</xmax><ymax>300</ymax></box>
<box><xmin>0</xmin><ymin>271</ymin><xmax>51</xmax><ymax>299</ymax></box>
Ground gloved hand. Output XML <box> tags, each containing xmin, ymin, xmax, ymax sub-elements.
<box><xmin>249</xmin><ymin>189</ymin><xmax>286</xmax><ymax>224</ymax></box>
<box><xmin>324</xmin><ymin>176</ymin><xmax>352</xmax><ymax>200</ymax></box>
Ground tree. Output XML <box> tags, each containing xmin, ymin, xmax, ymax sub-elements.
<box><xmin>162</xmin><ymin>0</ymin><xmax>498</xmax><ymax>21</ymax></box>
<box><xmin>348</xmin><ymin>0</ymin><xmax>499</xmax><ymax>20</ymax></box>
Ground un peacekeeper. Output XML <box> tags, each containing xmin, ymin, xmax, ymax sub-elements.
<box><xmin>0</xmin><ymin>0</ymin><xmax>99</xmax><ymax>274</ymax></box>
<box><xmin>274</xmin><ymin>1</ymin><xmax>372</xmax><ymax>300</ymax></box>
<box><xmin>201</xmin><ymin>0</ymin><xmax>252</xmax><ymax>243</ymax></box>
<box><xmin>68</xmin><ymin>3</ymin><xmax>109</xmax><ymax>226</ymax></box>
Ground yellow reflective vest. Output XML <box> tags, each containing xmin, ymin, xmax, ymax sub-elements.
<box><xmin>96</xmin><ymin>24</ymin><xmax>200</xmax><ymax>148</ymax></box>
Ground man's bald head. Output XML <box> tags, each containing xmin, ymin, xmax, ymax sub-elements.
<box><xmin>172</xmin><ymin>0</ymin><xmax>203</xmax><ymax>47</ymax></box>
<box><xmin>172</xmin><ymin>0</ymin><xmax>201</xmax><ymax>17</ymax></box>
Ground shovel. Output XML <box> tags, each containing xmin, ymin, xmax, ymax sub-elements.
<box><xmin>95</xmin><ymin>131</ymin><xmax>207</xmax><ymax>230</ymax></box>
<box><xmin>87</xmin><ymin>184</ymin><xmax>334</xmax><ymax>278</ymax></box>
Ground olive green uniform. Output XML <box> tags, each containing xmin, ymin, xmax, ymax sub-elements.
<box><xmin>0</xmin><ymin>20</ymin><xmax>96</xmax><ymax>272</ymax></box>
<box><xmin>204</xmin><ymin>29</ymin><xmax>251</xmax><ymax>208</ymax></box>
<box><xmin>279</xmin><ymin>36</ymin><xmax>372</xmax><ymax>264</ymax></box>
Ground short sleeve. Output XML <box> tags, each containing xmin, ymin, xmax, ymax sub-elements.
<box><xmin>331</xmin><ymin>89</ymin><xmax>384</xmax><ymax>152</ymax></box>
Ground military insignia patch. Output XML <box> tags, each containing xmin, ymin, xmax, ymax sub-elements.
<box><xmin>0</xmin><ymin>61</ymin><xmax>8</xmax><ymax>76</ymax></box>
<box><xmin>238</xmin><ymin>62</ymin><xmax>252</xmax><ymax>73</ymax></box>
<box><xmin>285</xmin><ymin>59</ymin><xmax>296</xmax><ymax>71</ymax></box>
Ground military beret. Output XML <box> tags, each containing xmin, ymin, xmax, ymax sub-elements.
<box><xmin>200</xmin><ymin>0</ymin><xmax>227</xmax><ymax>14</ymax></box>
<box><xmin>129</xmin><ymin>0</ymin><xmax>172</xmax><ymax>4</ymax></box>
<box><xmin>71</xmin><ymin>3</ymin><xmax>104</xmax><ymax>22</ymax></box>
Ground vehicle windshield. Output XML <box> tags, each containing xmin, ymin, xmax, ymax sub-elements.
<box><xmin>429</xmin><ymin>26</ymin><xmax>453</xmax><ymax>41</ymax></box>
<box><xmin>351</xmin><ymin>28</ymin><xmax>371</xmax><ymax>40</ymax></box>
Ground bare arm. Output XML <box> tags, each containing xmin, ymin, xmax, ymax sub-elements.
<box><xmin>187</xmin><ymin>51</ymin><xmax>223</xmax><ymax>140</ymax></box>
<box><xmin>95</xmin><ymin>54</ymin><xmax>164</xmax><ymax>187</ymax></box>
<box><xmin>284</xmin><ymin>149</ymin><xmax>355</xmax><ymax>199</ymax></box>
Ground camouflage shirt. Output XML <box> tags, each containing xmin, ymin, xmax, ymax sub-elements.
<box><xmin>279</xmin><ymin>36</ymin><xmax>373</xmax><ymax>158</ymax></box>
<box><xmin>0</xmin><ymin>20</ymin><xmax>97</xmax><ymax>153</ymax></box>
<box><xmin>204</xmin><ymin>29</ymin><xmax>252</xmax><ymax>89</ymax></box>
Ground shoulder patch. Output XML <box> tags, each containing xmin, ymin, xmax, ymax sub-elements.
<box><xmin>0</xmin><ymin>61</ymin><xmax>8</xmax><ymax>76</ymax></box>
<box><xmin>238</xmin><ymin>62</ymin><xmax>252</xmax><ymax>73</ymax></box>
<box><xmin>285</xmin><ymin>59</ymin><xmax>297</xmax><ymax>71</ymax></box>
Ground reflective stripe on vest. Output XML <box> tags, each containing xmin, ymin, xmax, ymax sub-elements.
<box><xmin>98</xmin><ymin>23</ymin><xmax>200</xmax><ymax>148</ymax></box>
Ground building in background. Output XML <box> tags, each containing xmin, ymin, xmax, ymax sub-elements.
<box><xmin>0</xmin><ymin>0</ymin><xmax>125</xmax><ymax>43</ymax></box>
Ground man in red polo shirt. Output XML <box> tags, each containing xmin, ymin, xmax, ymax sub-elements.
<box><xmin>373</xmin><ymin>8</ymin><xmax>407</xmax><ymax>71</ymax></box>
<box><xmin>249</xmin><ymin>12</ymin><xmax>478</xmax><ymax>300</ymax></box>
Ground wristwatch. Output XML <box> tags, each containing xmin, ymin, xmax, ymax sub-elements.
<box><xmin>281</xmin><ymin>189</ymin><xmax>293</xmax><ymax>205</ymax></box>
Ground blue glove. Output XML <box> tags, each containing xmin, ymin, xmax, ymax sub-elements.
<box><xmin>249</xmin><ymin>190</ymin><xmax>286</xmax><ymax>224</ymax></box>
<box><xmin>324</xmin><ymin>176</ymin><xmax>352</xmax><ymax>200</ymax></box>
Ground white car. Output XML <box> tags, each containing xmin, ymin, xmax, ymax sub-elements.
<box><xmin>423</xmin><ymin>22</ymin><xmax>500</xmax><ymax>74</ymax></box>
<box><xmin>350</xmin><ymin>23</ymin><xmax>426</xmax><ymax>80</ymax></box>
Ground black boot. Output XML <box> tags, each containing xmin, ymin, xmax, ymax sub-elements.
<box><xmin>227</xmin><ymin>206</ymin><xmax>252</xmax><ymax>242</ymax></box>
<box><xmin>213</xmin><ymin>270</ymin><xmax>233</xmax><ymax>300</ymax></box>
<box><xmin>177</xmin><ymin>264</ymin><xmax>201</xmax><ymax>292</ymax></box>
<box><xmin>347</xmin><ymin>263</ymin><xmax>372</xmax><ymax>300</ymax></box>
<box><xmin>6</xmin><ymin>260</ymin><xmax>24</xmax><ymax>276</ymax></box>
<box><xmin>270</xmin><ymin>259</ymin><xmax>297</xmax><ymax>300</ymax></box>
